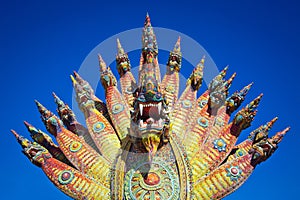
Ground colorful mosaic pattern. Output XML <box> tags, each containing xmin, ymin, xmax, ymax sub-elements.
<box><xmin>11</xmin><ymin>14</ymin><xmax>290</xmax><ymax>200</ymax></box>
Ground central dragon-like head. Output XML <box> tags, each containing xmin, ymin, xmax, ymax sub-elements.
<box><xmin>131</xmin><ymin>76</ymin><xmax>169</xmax><ymax>160</ymax></box>
<box><xmin>130</xmin><ymin>14</ymin><xmax>170</xmax><ymax>161</ymax></box>
<box><xmin>132</xmin><ymin>80</ymin><xmax>167</xmax><ymax>129</ymax></box>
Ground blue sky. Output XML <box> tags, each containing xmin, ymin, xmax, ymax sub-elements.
<box><xmin>1</xmin><ymin>0</ymin><xmax>299</xmax><ymax>199</ymax></box>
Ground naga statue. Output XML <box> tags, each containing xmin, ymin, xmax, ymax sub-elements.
<box><xmin>12</xmin><ymin>14</ymin><xmax>290</xmax><ymax>199</ymax></box>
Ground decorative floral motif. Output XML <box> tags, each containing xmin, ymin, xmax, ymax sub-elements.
<box><xmin>112</xmin><ymin>103</ymin><xmax>124</xmax><ymax>114</ymax></box>
<box><xmin>125</xmin><ymin>86</ymin><xmax>133</xmax><ymax>94</ymax></box>
<box><xmin>198</xmin><ymin>117</ymin><xmax>209</xmax><ymax>128</ymax></box>
<box><xmin>214</xmin><ymin>117</ymin><xmax>224</xmax><ymax>127</ymax></box>
<box><xmin>236</xmin><ymin>149</ymin><xmax>244</xmax><ymax>157</ymax></box>
<box><xmin>69</xmin><ymin>141</ymin><xmax>82</xmax><ymax>153</ymax></box>
<box><xmin>182</xmin><ymin>100</ymin><xmax>192</xmax><ymax>108</ymax></box>
<box><xmin>213</xmin><ymin>138</ymin><xmax>227</xmax><ymax>152</ymax></box>
<box><xmin>11</xmin><ymin>14</ymin><xmax>289</xmax><ymax>200</ymax></box>
<box><xmin>166</xmin><ymin>84</ymin><xmax>175</xmax><ymax>93</ymax></box>
<box><xmin>93</xmin><ymin>122</ymin><xmax>105</xmax><ymax>133</ymax></box>
<box><xmin>124</xmin><ymin>159</ymin><xmax>180</xmax><ymax>200</ymax></box>
<box><xmin>226</xmin><ymin>166</ymin><xmax>242</xmax><ymax>181</ymax></box>
<box><xmin>58</xmin><ymin>170</ymin><xmax>74</xmax><ymax>185</ymax></box>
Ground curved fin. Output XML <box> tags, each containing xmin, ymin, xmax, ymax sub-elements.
<box><xmin>193</xmin><ymin>154</ymin><xmax>253</xmax><ymax>199</ymax></box>
<box><xmin>99</xmin><ymin>55</ymin><xmax>131</xmax><ymax>141</ymax></box>
<box><xmin>72</xmin><ymin>74</ymin><xmax>121</xmax><ymax>162</ymax></box>
<box><xmin>85</xmin><ymin>108</ymin><xmax>121</xmax><ymax>163</ymax></box>
<box><xmin>169</xmin><ymin>58</ymin><xmax>204</xmax><ymax>142</ymax></box>
<box><xmin>43</xmin><ymin>157</ymin><xmax>111</xmax><ymax>199</ymax></box>
<box><xmin>183</xmin><ymin>91</ymin><xmax>211</xmax><ymax>159</ymax></box>
<box><xmin>53</xmin><ymin>92</ymin><xmax>100</xmax><ymax>154</ymax></box>
<box><xmin>191</xmin><ymin>95</ymin><xmax>261</xmax><ymax>181</ymax></box>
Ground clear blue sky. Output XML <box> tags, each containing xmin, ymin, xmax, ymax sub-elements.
<box><xmin>1</xmin><ymin>0</ymin><xmax>299</xmax><ymax>199</ymax></box>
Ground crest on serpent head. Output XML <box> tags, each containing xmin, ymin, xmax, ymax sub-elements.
<box><xmin>11</xmin><ymin>130</ymin><xmax>52</xmax><ymax>167</ymax></box>
<box><xmin>11</xmin><ymin>14</ymin><xmax>290</xmax><ymax>200</ymax></box>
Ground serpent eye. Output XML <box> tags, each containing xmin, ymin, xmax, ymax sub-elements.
<box><xmin>138</xmin><ymin>94</ymin><xmax>146</xmax><ymax>102</ymax></box>
<box><xmin>156</xmin><ymin>93</ymin><xmax>161</xmax><ymax>99</ymax></box>
<box><xmin>153</xmin><ymin>92</ymin><xmax>163</xmax><ymax>102</ymax></box>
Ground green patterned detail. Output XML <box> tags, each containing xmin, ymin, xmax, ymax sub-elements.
<box><xmin>214</xmin><ymin>116</ymin><xmax>224</xmax><ymax>127</ymax></box>
<box><xmin>69</xmin><ymin>141</ymin><xmax>82</xmax><ymax>153</ymax></box>
<box><xmin>125</xmin><ymin>86</ymin><xmax>134</xmax><ymax>94</ymax></box>
<box><xmin>197</xmin><ymin>117</ymin><xmax>208</xmax><ymax>128</ymax></box>
<box><xmin>93</xmin><ymin>122</ymin><xmax>105</xmax><ymax>133</ymax></box>
<box><xmin>112</xmin><ymin>103</ymin><xmax>124</xmax><ymax>114</ymax></box>
<box><xmin>213</xmin><ymin>138</ymin><xmax>227</xmax><ymax>152</ymax></box>
<box><xmin>182</xmin><ymin>100</ymin><xmax>192</xmax><ymax>108</ymax></box>
<box><xmin>165</xmin><ymin>84</ymin><xmax>175</xmax><ymax>93</ymax></box>
<box><xmin>58</xmin><ymin>170</ymin><xmax>74</xmax><ymax>185</ymax></box>
<box><xmin>226</xmin><ymin>165</ymin><xmax>242</xmax><ymax>182</ymax></box>
<box><xmin>236</xmin><ymin>149</ymin><xmax>245</xmax><ymax>157</ymax></box>
<box><xmin>124</xmin><ymin>159</ymin><xmax>180</xmax><ymax>200</ymax></box>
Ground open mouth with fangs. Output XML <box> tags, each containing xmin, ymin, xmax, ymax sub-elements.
<box><xmin>138</xmin><ymin>102</ymin><xmax>165</xmax><ymax>131</ymax></box>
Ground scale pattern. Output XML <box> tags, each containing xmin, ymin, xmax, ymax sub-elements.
<box><xmin>12</xmin><ymin>14</ymin><xmax>290</xmax><ymax>200</ymax></box>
